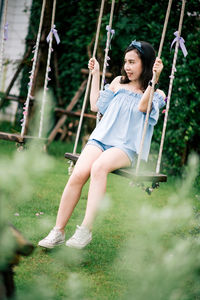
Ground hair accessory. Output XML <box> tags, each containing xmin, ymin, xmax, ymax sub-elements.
<box><xmin>129</xmin><ymin>40</ymin><xmax>144</xmax><ymax>54</ymax></box>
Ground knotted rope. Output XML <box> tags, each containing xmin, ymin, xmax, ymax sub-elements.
<box><xmin>21</xmin><ymin>0</ymin><xmax>46</xmax><ymax>137</ymax></box>
<box><xmin>135</xmin><ymin>0</ymin><xmax>173</xmax><ymax>174</ymax></box>
<box><xmin>38</xmin><ymin>0</ymin><xmax>59</xmax><ymax>138</ymax></box>
<box><xmin>96</xmin><ymin>0</ymin><xmax>115</xmax><ymax>124</ymax></box>
<box><xmin>68</xmin><ymin>0</ymin><xmax>106</xmax><ymax>174</ymax></box>
<box><xmin>156</xmin><ymin>0</ymin><xmax>187</xmax><ymax>174</ymax></box>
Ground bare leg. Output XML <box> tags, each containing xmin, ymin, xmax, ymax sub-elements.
<box><xmin>55</xmin><ymin>145</ymin><xmax>102</xmax><ymax>232</ymax></box>
<box><xmin>81</xmin><ymin>147</ymin><xmax>131</xmax><ymax>230</ymax></box>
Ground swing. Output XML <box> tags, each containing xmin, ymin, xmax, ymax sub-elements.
<box><xmin>64</xmin><ymin>0</ymin><xmax>187</xmax><ymax>193</ymax></box>
<box><xmin>0</xmin><ymin>0</ymin><xmax>58</xmax><ymax>148</ymax></box>
<box><xmin>64</xmin><ymin>152</ymin><xmax>167</xmax><ymax>182</ymax></box>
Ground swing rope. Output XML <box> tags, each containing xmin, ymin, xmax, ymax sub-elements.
<box><xmin>68</xmin><ymin>0</ymin><xmax>105</xmax><ymax>174</ymax></box>
<box><xmin>66</xmin><ymin>0</ymin><xmax>185</xmax><ymax>187</ymax></box>
<box><xmin>100</xmin><ymin>0</ymin><xmax>115</xmax><ymax>91</ymax></box>
<box><xmin>97</xmin><ymin>0</ymin><xmax>115</xmax><ymax>124</ymax></box>
<box><xmin>96</xmin><ymin>0</ymin><xmax>115</xmax><ymax>124</ymax></box>
<box><xmin>156</xmin><ymin>0</ymin><xmax>186</xmax><ymax>174</ymax></box>
<box><xmin>0</xmin><ymin>0</ymin><xmax>8</xmax><ymax>87</ymax></box>
<box><xmin>135</xmin><ymin>0</ymin><xmax>173</xmax><ymax>175</ymax></box>
<box><xmin>21</xmin><ymin>0</ymin><xmax>46</xmax><ymax>137</ymax></box>
<box><xmin>38</xmin><ymin>0</ymin><xmax>58</xmax><ymax>138</ymax></box>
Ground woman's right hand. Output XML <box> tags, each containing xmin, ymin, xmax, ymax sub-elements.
<box><xmin>88</xmin><ymin>58</ymin><xmax>100</xmax><ymax>75</ymax></box>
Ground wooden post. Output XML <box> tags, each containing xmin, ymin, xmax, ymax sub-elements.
<box><xmin>47</xmin><ymin>78</ymin><xmax>87</xmax><ymax>145</ymax></box>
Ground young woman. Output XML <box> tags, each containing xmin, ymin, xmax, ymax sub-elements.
<box><xmin>38</xmin><ymin>40</ymin><xmax>166</xmax><ymax>249</ymax></box>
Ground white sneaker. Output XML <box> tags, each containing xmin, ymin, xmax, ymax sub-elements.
<box><xmin>38</xmin><ymin>227</ymin><xmax>65</xmax><ymax>249</ymax></box>
<box><xmin>66</xmin><ymin>225</ymin><xmax>92</xmax><ymax>249</ymax></box>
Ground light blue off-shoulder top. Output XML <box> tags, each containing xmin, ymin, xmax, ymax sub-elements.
<box><xmin>89</xmin><ymin>85</ymin><xmax>165</xmax><ymax>161</ymax></box>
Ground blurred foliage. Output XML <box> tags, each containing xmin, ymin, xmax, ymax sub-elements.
<box><xmin>19</xmin><ymin>0</ymin><xmax>200</xmax><ymax>176</ymax></box>
<box><xmin>114</xmin><ymin>154</ymin><xmax>200</xmax><ymax>300</ymax></box>
<box><xmin>0</xmin><ymin>139</ymin><xmax>200</xmax><ymax>299</ymax></box>
<box><xmin>0</xmin><ymin>141</ymin><xmax>88</xmax><ymax>299</ymax></box>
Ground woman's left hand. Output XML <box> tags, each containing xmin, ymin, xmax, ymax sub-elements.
<box><xmin>153</xmin><ymin>57</ymin><xmax>164</xmax><ymax>82</ymax></box>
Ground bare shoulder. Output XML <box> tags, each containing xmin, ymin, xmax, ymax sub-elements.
<box><xmin>108</xmin><ymin>76</ymin><xmax>121</xmax><ymax>92</ymax></box>
<box><xmin>156</xmin><ymin>89</ymin><xmax>166</xmax><ymax>99</ymax></box>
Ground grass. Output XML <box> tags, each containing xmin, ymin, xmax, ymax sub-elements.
<box><xmin>0</xmin><ymin>137</ymin><xmax>200</xmax><ymax>300</ymax></box>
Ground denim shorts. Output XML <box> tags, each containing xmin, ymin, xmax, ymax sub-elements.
<box><xmin>87</xmin><ymin>139</ymin><xmax>136</xmax><ymax>167</ymax></box>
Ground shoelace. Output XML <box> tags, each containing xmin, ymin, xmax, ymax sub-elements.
<box><xmin>71</xmin><ymin>226</ymin><xmax>89</xmax><ymax>242</ymax></box>
<box><xmin>45</xmin><ymin>229</ymin><xmax>62</xmax><ymax>242</ymax></box>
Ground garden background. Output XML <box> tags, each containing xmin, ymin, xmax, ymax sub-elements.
<box><xmin>18</xmin><ymin>0</ymin><xmax>200</xmax><ymax>176</ymax></box>
<box><xmin>0</xmin><ymin>0</ymin><xmax>200</xmax><ymax>299</ymax></box>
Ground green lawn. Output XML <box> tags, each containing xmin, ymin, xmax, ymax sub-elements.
<box><xmin>1</xmin><ymin>138</ymin><xmax>200</xmax><ymax>300</ymax></box>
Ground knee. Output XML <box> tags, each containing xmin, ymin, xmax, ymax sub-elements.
<box><xmin>69</xmin><ymin>170</ymin><xmax>88</xmax><ymax>186</ymax></box>
<box><xmin>90</xmin><ymin>161</ymin><xmax>108</xmax><ymax>179</ymax></box>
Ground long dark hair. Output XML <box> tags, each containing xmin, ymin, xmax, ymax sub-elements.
<box><xmin>120</xmin><ymin>41</ymin><xmax>156</xmax><ymax>91</ymax></box>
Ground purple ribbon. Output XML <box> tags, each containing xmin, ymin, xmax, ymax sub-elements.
<box><xmin>47</xmin><ymin>25</ymin><xmax>60</xmax><ymax>44</ymax></box>
<box><xmin>171</xmin><ymin>31</ymin><xmax>188</xmax><ymax>57</ymax></box>
<box><xmin>105</xmin><ymin>25</ymin><xmax>115</xmax><ymax>52</ymax></box>
<box><xmin>4</xmin><ymin>23</ymin><xmax>8</xmax><ymax>40</ymax></box>
<box><xmin>106</xmin><ymin>25</ymin><xmax>115</xmax><ymax>39</ymax></box>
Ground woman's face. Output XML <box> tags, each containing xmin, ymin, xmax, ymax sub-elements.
<box><xmin>124</xmin><ymin>50</ymin><xmax>143</xmax><ymax>82</ymax></box>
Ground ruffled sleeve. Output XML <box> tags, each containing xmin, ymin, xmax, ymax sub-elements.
<box><xmin>148</xmin><ymin>92</ymin><xmax>166</xmax><ymax>126</ymax></box>
<box><xmin>96</xmin><ymin>84</ymin><xmax>115</xmax><ymax>115</ymax></box>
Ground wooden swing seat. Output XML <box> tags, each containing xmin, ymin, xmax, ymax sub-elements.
<box><xmin>0</xmin><ymin>131</ymin><xmax>47</xmax><ymax>144</ymax></box>
<box><xmin>64</xmin><ymin>152</ymin><xmax>167</xmax><ymax>183</ymax></box>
